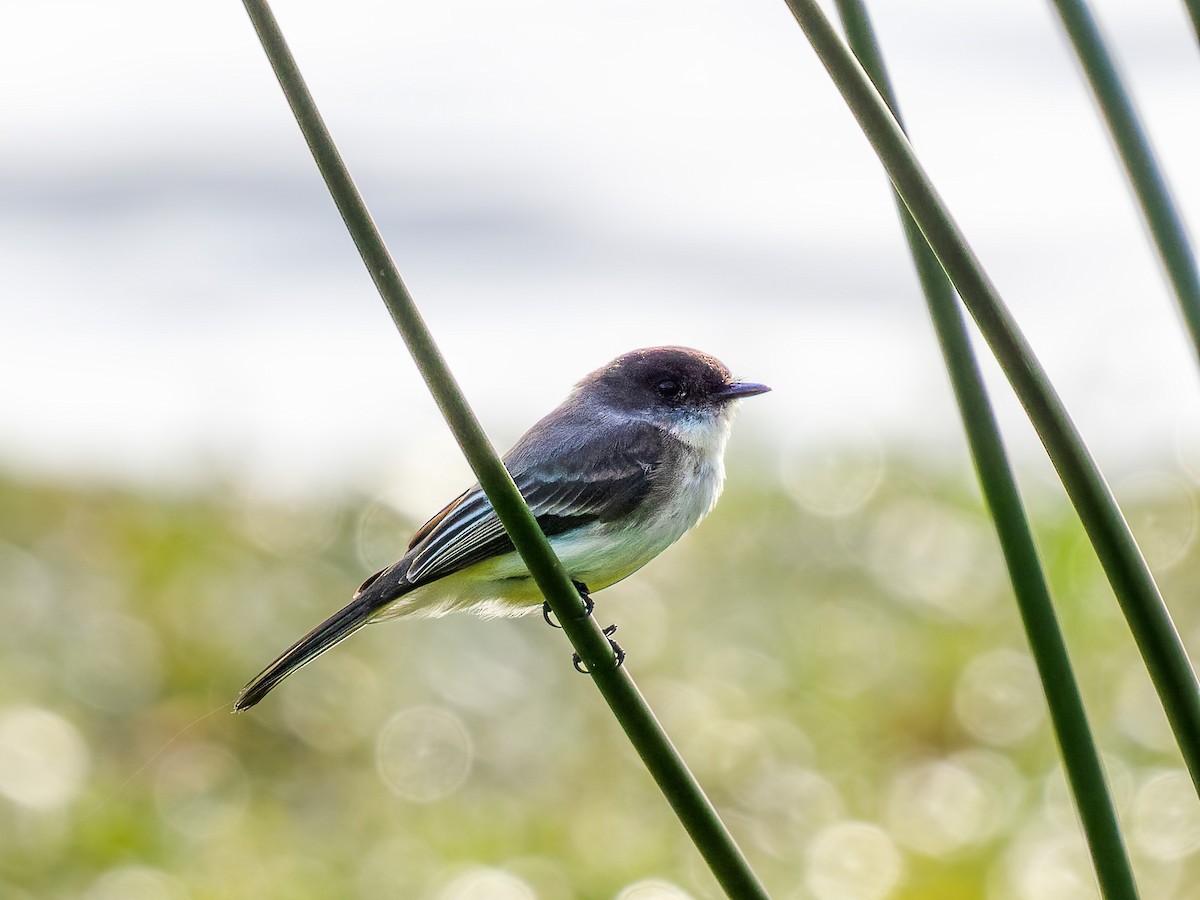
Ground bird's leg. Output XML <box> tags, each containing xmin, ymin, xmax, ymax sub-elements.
<box><xmin>573</xmin><ymin>624</ymin><xmax>626</xmax><ymax>674</ymax></box>
<box><xmin>539</xmin><ymin>581</ymin><xmax>622</xmax><ymax>672</ymax></box>
<box><xmin>541</xmin><ymin>580</ymin><xmax>594</xmax><ymax>628</ymax></box>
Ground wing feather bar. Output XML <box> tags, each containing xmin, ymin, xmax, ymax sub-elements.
<box><xmin>407</xmin><ymin>493</ymin><xmax>507</xmax><ymax>582</ymax></box>
<box><xmin>401</xmin><ymin>422</ymin><xmax>666</xmax><ymax>588</ymax></box>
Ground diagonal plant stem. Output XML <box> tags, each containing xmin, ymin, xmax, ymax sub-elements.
<box><xmin>238</xmin><ymin>1</ymin><xmax>769</xmax><ymax>896</ymax></box>
<box><xmin>780</xmin><ymin>0</ymin><xmax>1200</xmax><ymax>794</ymax></box>
<box><xmin>833</xmin><ymin>3</ymin><xmax>1137</xmax><ymax>895</ymax></box>
<box><xmin>1049</xmin><ymin>0</ymin><xmax>1200</xmax><ymax>371</ymax></box>
<box><xmin>1184</xmin><ymin>0</ymin><xmax>1200</xmax><ymax>47</ymax></box>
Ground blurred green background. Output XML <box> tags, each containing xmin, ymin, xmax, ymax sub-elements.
<box><xmin>2</xmin><ymin>447</ymin><xmax>1197</xmax><ymax>899</ymax></box>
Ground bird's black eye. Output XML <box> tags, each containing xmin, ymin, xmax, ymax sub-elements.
<box><xmin>655</xmin><ymin>378</ymin><xmax>684</xmax><ymax>399</ymax></box>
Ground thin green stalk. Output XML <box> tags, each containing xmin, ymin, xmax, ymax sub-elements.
<box><xmin>238</xmin><ymin>2</ymin><xmax>768</xmax><ymax>896</ymax></box>
<box><xmin>833</xmin><ymin>3</ymin><xmax>1137</xmax><ymax>895</ymax></box>
<box><xmin>1049</xmin><ymin>0</ymin><xmax>1200</xmax><ymax>371</ymax></box>
<box><xmin>781</xmin><ymin>0</ymin><xmax>1200</xmax><ymax>794</ymax></box>
<box><xmin>1185</xmin><ymin>1</ymin><xmax>1200</xmax><ymax>47</ymax></box>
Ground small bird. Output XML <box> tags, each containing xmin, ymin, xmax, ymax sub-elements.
<box><xmin>234</xmin><ymin>346</ymin><xmax>768</xmax><ymax>710</ymax></box>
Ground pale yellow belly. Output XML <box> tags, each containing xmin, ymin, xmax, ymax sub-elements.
<box><xmin>375</xmin><ymin>457</ymin><xmax>724</xmax><ymax>621</ymax></box>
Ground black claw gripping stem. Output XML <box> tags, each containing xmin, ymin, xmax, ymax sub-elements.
<box><xmin>542</xmin><ymin>580</ymin><xmax>594</xmax><ymax>628</ymax></box>
<box><xmin>573</xmin><ymin>624</ymin><xmax>625</xmax><ymax>674</ymax></box>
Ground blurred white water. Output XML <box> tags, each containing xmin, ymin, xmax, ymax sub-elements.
<box><xmin>1</xmin><ymin>0</ymin><xmax>1197</xmax><ymax>499</ymax></box>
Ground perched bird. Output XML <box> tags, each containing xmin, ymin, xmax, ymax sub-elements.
<box><xmin>235</xmin><ymin>346</ymin><xmax>769</xmax><ymax>710</ymax></box>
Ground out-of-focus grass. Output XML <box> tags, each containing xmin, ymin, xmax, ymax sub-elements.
<box><xmin>1</xmin><ymin>452</ymin><xmax>1197</xmax><ymax>899</ymax></box>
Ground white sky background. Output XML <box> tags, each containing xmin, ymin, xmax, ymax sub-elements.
<box><xmin>1</xmin><ymin>0</ymin><xmax>1198</xmax><ymax>510</ymax></box>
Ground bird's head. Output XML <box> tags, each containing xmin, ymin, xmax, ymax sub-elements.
<box><xmin>577</xmin><ymin>347</ymin><xmax>770</xmax><ymax>433</ymax></box>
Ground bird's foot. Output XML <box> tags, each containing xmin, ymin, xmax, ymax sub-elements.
<box><xmin>542</xmin><ymin>580</ymin><xmax>594</xmax><ymax>628</ymax></box>
<box><xmin>573</xmin><ymin>624</ymin><xmax>625</xmax><ymax>674</ymax></box>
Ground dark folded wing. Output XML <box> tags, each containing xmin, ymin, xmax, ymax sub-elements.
<box><xmin>400</xmin><ymin>421</ymin><xmax>666</xmax><ymax>587</ymax></box>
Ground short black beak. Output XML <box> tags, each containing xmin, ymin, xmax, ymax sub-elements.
<box><xmin>717</xmin><ymin>380</ymin><xmax>771</xmax><ymax>400</ymax></box>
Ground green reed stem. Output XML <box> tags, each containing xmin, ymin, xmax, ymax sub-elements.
<box><xmin>781</xmin><ymin>0</ymin><xmax>1200</xmax><ymax>795</ymax></box>
<box><xmin>238</xmin><ymin>2</ymin><xmax>768</xmax><ymax>896</ymax></box>
<box><xmin>833</xmin><ymin>3</ymin><xmax>1138</xmax><ymax>894</ymax></box>
<box><xmin>1049</xmin><ymin>0</ymin><xmax>1200</xmax><ymax>371</ymax></box>
<box><xmin>1183</xmin><ymin>1</ymin><xmax>1200</xmax><ymax>47</ymax></box>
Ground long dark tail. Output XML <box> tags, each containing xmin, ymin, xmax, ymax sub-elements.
<box><xmin>234</xmin><ymin>561</ymin><xmax>413</xmax><ymax>711</ymax></box>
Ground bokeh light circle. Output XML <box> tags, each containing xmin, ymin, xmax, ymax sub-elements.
<box><xmin>0</xmin><ymin>705</ymin><xmax>89</xmax><ymax>811</ymax></box>
<box><xmin>805</xmin><ymin>820</ymin><xmax>904</xmax><ymax>900</ymax></box>
<box><xmin>615</xmin><ymin>879</ymin><xmax>695</xmax><ymax>900</ymax></box>
<box><xmin>954</xmin><ymin>649</ymin><xmax>1045</xmax><ymax>747</ymax></box>
<box><xmin>1115</xmin><ymin>666</ymin><xmax>1176</xmax><ymax>753</ymax></box>
<box><xmin>780</xmin><ymin>425</ymin><xmax>885</xmax><ymax>517</ymax></box>
<box><xmin>434</xmin><ymin>866</ymin><xmax>535</xmax><ymax>900</ymax></box>
<box><xmin>1132</xmin><ymin>769</ymin><xmax>1200</xmax><ymax>861</ymax></box>
<box><xmin>1118</xmin><ymin>471</ymin><xmax>1196</xmax><ymax>570</ymax></box>
<box><xmin>84</xmin><ymin>865</ymin><xmax>188</xmax><ymax>900</ymax></box>
<box><xmin>64</xmin><ymin>612</ymin><xmax>164</xmax><ymax>713</ymax></box>
<box><xmin>376</xmin><ymin>705</ymin><xmax>473</xmax><ymax>802</ymax></box>
<box><xmin>865</xmin><ymin>497</ymin><xmax>999</xmax><ymax>620</ymax></box>
<box><xmin>1004</xmin><ymin>826</ymin><xmax>1096</xmax><ymax>900</ymax></box>
<box><xmin>153</xmin><ymin>742</ymin><xmax>248</xmax><ymax>839</ymax></box>
<box><xmin>887</xmin><ymin>757</ymin><xmax>993</xmax><ymax>857</ymax></box>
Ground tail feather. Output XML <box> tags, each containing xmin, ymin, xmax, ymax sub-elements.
<box><xmin>234</xmin><ymin>563</ymin><xmax>413</xmax><ymax>711</ymax></box>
